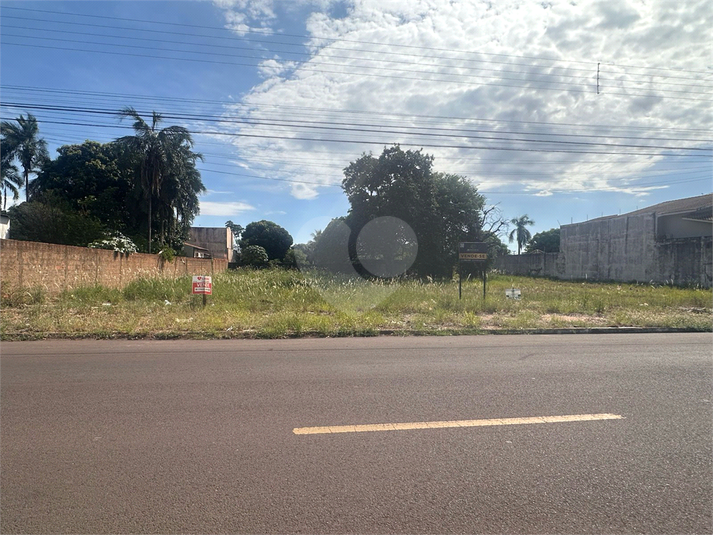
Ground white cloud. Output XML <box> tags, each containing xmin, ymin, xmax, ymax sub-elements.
<box><xmin>257</xmin><ymin>58</ymin><xmax>298</xmax><ymax>78</ymax></box>
<box><xmin>213</xmin><ymin>0</ymin><xmax>713</xmax><ymax>200</ymax></box>
<box><xmin>199</xmin><ymin>201</ymin><xmax>256</xmax><ymax>216</ymax></box>
<box><xmin>204</xmin><ymin>189</ymin><xmax>234</xmax><ymax>195</ymax></box>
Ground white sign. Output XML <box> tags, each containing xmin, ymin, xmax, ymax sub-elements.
<box><xmin>505</xmin><ymin>288</ymin><xmax>521</xmax><ymax>300</ymax></box>
<box><xmin>192</xmin><ymin>275</ymin><xmax>212</xmax><ymax>295</ymax></box>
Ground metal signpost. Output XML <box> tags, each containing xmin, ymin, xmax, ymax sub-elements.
<box><xmin>458</xmin><ymin>242</ymin><xmax>488</xmax><ymax>300</ymax></box>
<box><xmin>192</xmin><ymin>275</ymin><xmax>212</xmax><ymax>307</ymax></box>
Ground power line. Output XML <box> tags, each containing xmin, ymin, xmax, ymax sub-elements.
<box><xmin>1</xmin><ymin>34</ymin><xmax>607</xmax><ymax>91</ymax></box>
<box><xmin>5</xmin><ymin>5</ymin><xmax>712</xmax><ymax>77</ymax></box>
<box><xmin>2</xmin><ymin>41</ymin><xmax>611</xmax><ymax>97</ymax></box>
<box><xmin>6</xmin><ymin>21</ymin><xmax>710</xmax><ymax>93</ymax></box>
<box><xmin>2</xmin><ymin>23</ymin><xmax>606</xmax><ymax>84</ymax></box>
<box><xmin>7</xmin><ymin>102</ymin><xmax>712</xmax><ymax>149</ymax></box>
<box><xmin>11</xmin><ymin>116</ymin><xmax>711</xmax><ymax>158</ymax></box>
<box><xmin>5</xmin><ymin>85</ymin><xmax>710</xmax><ymax>136</ymax></box>
<box><xmin>5</xmin><ymin>39</ymin><xmax>713</xmax><ymax>103</ymax></box>
<box><xmin>31</xmin><ymin>130</ymin><xmax>713</xmax><ymax>190</ymax></box>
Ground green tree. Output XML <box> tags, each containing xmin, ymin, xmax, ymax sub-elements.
<box><xmin>225</xmin><ymin>220</ymin><xmax>244</xmax><ymax>240</ymax></box>
<box><xmin>525</xmin><ymin>227</ymin><xmax>560</xmax><ymax>253</ymax></box>
<box><xmin>309</xmin><ymin>217</ymin><xmax>354</xmax><ymax>273</ymax></box>
<box><xmin>240</xmin><ymin>220</ymin><xmax>293</xmax><ymax>261</ymax></box>
<box><xmin>1</xmin><ymin>113</ymin><xmax>49</xmax><ymax>201</ymax></box>
<box><xmin>225</xmin><ymin>220</ymin><xmax>244</xmax><ymax>254</ymax></box>
<box><xmin>1</xmin><ymin>150</ymin><xmax>22</xmax><ymax>211</ymax></box>
<box><xmin>342</xmin><ymin>146</ymin><xmax>492</xmax><ymax>279</ymax></box>
<box><xmin>508</xmin><ymin>214</ymin><xmax>535</xmax><ymax>255</ymax></box>
<box><xmin>157</xmin><ymin>141</ymin><xmax>205</xmax><ymax>249</ymax></box>
<box><xmin>241</xmin><ymin>245</ymin><xmax>269</xmax><ymax>267</ymax></box>
<box><xmin>7</xmin><ymin>191</ymin><xmax>105</xmax><ymax>246</ymax></box>
<box><xmin>115</xmin><ymin>107</ymin><xmax>203</xmax><ymax>253</ymax></box>
<box><xmin>31</xmin><ymin>141</ymin><xmax>137</xmax><ymax>232</ymax></box>
<box><xmin>283</xmin><ymin>247</ymin><xmax>306</xmax><ymax>269</ymax></box>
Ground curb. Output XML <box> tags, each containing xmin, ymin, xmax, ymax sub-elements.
<box><xmin>2</xmin><ymin>326</ymin><xmax>710</xmax><ymax>341</ymax></box>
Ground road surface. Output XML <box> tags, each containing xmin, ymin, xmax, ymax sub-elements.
<box><xmin>2</xmin><ymin>333</ymin><xmax>711</xmax><ymax>533</ymax></box>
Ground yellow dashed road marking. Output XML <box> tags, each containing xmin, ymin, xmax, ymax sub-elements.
<box><xmin>293</xmin><ymin>413</ymin><xmax>623</xmax><ymax>435</ymax></box>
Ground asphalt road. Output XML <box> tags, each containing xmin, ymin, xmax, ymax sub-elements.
<box><xmin>1</xmin><ymin>333</ymin><xmax>711</xmax><ymax>534</ymax></box>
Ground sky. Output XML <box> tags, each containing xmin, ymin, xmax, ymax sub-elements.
<box><xmin>1</xmin><ymin>0</ymin><xmax>711</xmax><ymax>248</ymax></box>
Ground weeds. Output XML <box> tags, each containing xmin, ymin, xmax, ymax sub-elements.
<box><xmin>1</xmin><ymin>270</ymin><xmax>711</xmax><ymax>339</ymax></box>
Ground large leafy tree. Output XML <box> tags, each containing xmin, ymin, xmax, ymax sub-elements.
<box><xmin>1</xmin><ymin>113</ymin><xmax>49</xmax><ymax>202</ymax></box>
<box><xmin>7</xmin><ymin>191</ymin><xmax>105</xmax><ymax>246</ymax></box>
<box><xmin>115</xmin><ymin>107</ymin><xmax>203</xmax><ymax>253</ymax></box>
<box><xmin>525</xmin><ymin>227</ymin><xmax>560</xmax><ymax>253</ymax></box>
<box><xmin>508</xmin><ymin>214</ymin><xmax>535</xmax><ymax>255</ymax></box>
<box><xmin>239</xmin><ymin>220</ymin><xmax>293</xmax><ymax>261</ymax></box>
<box><xmin>341</xmin><ymin>145</ymin><xmax>495</xmax><ymax>279</ymax></box>
<box><xmin>31</xmin><ymin>141</ymin><xmax>137</xmax><ymax>232</ymax></box>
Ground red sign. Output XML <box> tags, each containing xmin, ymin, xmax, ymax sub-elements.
<box><xmin>192</xmin><ymin>275</ymin><xmax>212</xmax><ymax>295</ymax></box>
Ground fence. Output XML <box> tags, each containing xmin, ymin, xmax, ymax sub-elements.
<box><xmin>0</xmin><ymin>239</ymin><xmax>228</xmax><ymax>295</ymax></box>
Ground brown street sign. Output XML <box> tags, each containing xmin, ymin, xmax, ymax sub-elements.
<box><xmin>458</xmin><ymin>242</ymin><xmax>488</xmax><ymax>262</ymax></box>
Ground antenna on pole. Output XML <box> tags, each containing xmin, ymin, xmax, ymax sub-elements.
<box><xmin>597</xmin><ymin>63</ymin><xmax>600</xmax><ymax>95</ymax></box>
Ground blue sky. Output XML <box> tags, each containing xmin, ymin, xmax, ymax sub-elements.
<box><xmin>2</xmin><ymin>0</ymin><xmax>711</xmax><ymax>248</ymax></box>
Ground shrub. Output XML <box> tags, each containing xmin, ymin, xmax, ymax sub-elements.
<box><xmin>89</xmin><ymin>232</ymin><xmax>138</xmax><ymax>254</ymax></box>
<box><xmin>242</xmin><ymin>245</ymin><xmax>269</xmax><ymax>267</ymax></box>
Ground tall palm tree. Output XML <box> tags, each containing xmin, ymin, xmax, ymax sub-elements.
<box><xmin>508</xmin><ymin>214</ymin><xmax>535</xmax><ymax>255</ymax></box>
<box><xmin>1</xmin><ymin>150</ymin><xmax>23</xmax><ymax>211</ymax></box>
<box><xmin>1</xmin><ymin>114</ymin><xmax>49</xmax><ymax>202</ymax></box>
<box><xmin>115</xmin><ymin>107</ymin><xmax>198</xmax><ymax>253</ymax></box>
<box><xmin>159</xmin><ymin>140</ymin><xmax>204</xmax><ymax>245</ymax></box>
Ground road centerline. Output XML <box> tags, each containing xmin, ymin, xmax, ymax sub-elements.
<box><xmin>293</xmin><ymin>413</ymin><xmax>623</xmax><ymax>435</ymax></box>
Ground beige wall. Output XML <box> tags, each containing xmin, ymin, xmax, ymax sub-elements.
<box><xmin>188</xmin><ymin>227</ymin><xmax>234</xmax><ymax>261</ymax></box>
<box><xmin>495</xmin><ymin>216</ymin><xmax>712</xmax><ymax>287</ymax></box>
<box><xmin>0</xmin><ymin>239</ymin><xmax>228</xmax><ymax>294</ymax></box>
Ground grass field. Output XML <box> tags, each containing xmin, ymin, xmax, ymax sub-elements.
<box><xmin>1</xmin><ymin>269</ymin><xmax>711</xmax><ymax>340</ymax></box>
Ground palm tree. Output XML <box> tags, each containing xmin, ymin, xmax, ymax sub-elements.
<box><xmin>508</xmin><ymin>214</ymin><xmax>535</xmax><ymax>255</ymax></box>
<box><xmin>1</xmin><ymin>150</ymin><xmax>23</xmax><ymax>211</ymax></box>
<box><xmin>115</xmin><ymin>107</ymin><xmax>199</xmax><ymax>253</ymax></box>
<box><xmin>159</xmin><ymin>140</ymin><xmax>204</xmax><ymax>246</ymax></box>
<box><xmin>1</xmin><ymin>114</ymin><xmax>49</xmax><ymax>202</ymax></box>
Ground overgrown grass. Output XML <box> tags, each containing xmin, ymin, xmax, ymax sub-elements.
<box><xmin>1</xmin><ymin>269</ymin><xmax>711</xmax><ymax>339</ymax></box>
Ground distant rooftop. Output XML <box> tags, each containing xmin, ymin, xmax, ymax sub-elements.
<box><xmin>567</xmin><ymin>193</ymin><xmax>713</xmax><ymax>225</ymax></box>
<box><xmin>624</xmin><ymin>193</ymin><xmax>713</xmax><ymax>217</ymax></box>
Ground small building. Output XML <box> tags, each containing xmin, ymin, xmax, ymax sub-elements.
<box><xmin>186</xmin><ymin>227</ymin><xmax>235</xmax><ymax>262</ymax></box>
<box><xmin>495</xmin><ymin>194</ymin><xmax>713</xmax><ymax>287</ymax></box>
<box><xmin>182</xmin><ymin>242</ymin><xmax>212</xmax><ymax>259</ymax></box>
<box><xmin>560</xmin><ymin>193</ymin><xmax>712</xmax><ymax>285</ymax></box>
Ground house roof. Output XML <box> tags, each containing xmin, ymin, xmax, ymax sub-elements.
<box><xmin>565</xmin><ymin>193</ymin><xmax>713</xmax><ymax>225</ymax></box>
<box><xmin>625</xmin><ymin>193</ymin><xmax>713</xmax><ymax>217</ymax></box>
<box><xmin>183</xmin><ymin>242</ymin><xmax>211</xmax><ymax>252</ymax></box>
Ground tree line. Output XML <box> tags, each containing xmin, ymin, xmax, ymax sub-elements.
<box><xmin>2</xmin><ymin>112</ymin><xmax>557</xmax><ymax>274</ymax></box>
<box><xmin>1</xmin><ymin>110</ymin><xmax>205</xmax><ymax>254</ymax></box>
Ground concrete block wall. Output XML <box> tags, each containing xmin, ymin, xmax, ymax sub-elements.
<box><xmin>559</xmin><ymin>213</ymin><xmax>657</xmax><ymax>282</ymax></box>
<box><xmin>0</xmin><ymin>239</ymin><xmax>228</xmax><ymax>295</ymax></box>
<box><xmin>493</xmin><ymin>253</ymin><xmax>563</xmax><ymax>278</ymax></box>
<box><xmin>655</xmin><ymin>237</ymin><xmax>713</xmax><ymax>287</ymax></box>
<box><xmin>496</xmin><ymin>216</ymin><xmax>712</xmax><ymax>287</ymax></box>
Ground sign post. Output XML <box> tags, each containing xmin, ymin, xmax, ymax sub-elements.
<box><xmin>458</xmin><ymin>242</ymin><xmax>488</xmax><ymax>300</ymax></box>
<box><xmin>192</xmin><ymin>275</ymin><xmax>212</xmax><ymax>307</ymax></box>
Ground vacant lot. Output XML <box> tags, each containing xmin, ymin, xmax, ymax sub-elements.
<box><xmin>1</xmin><ymin>269</ymin><xmax>711</xmax><ymax>340</ymax></box>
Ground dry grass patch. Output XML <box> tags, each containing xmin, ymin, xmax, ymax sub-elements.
<box><xmin>1</xmin><ymin>270</ymin><xmax>711</xmax><ymax>339</ymax></box>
